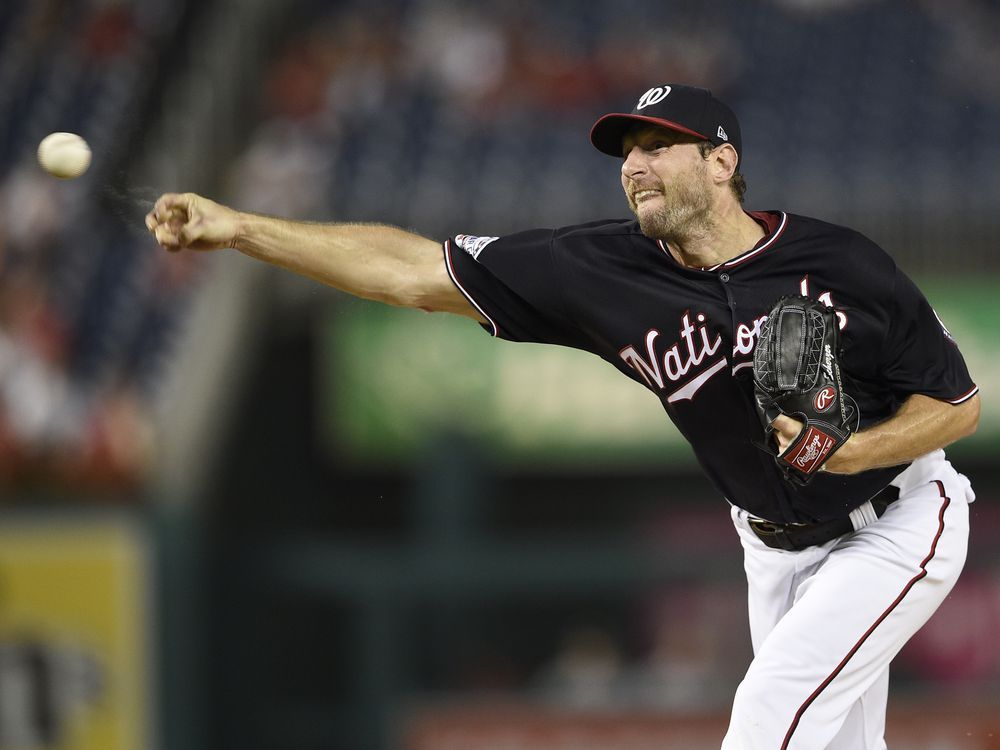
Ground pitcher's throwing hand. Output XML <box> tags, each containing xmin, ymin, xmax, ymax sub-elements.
<box><xmin>145</xmin><ymin>192</ymin><xmax>240</xmax><ymax>252</ymax></box>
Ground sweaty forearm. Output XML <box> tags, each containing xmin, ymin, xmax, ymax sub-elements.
<box><xmin>826</xmin><ymin>393</ymin><xmax>980</xmax><ymax>474</ymax></box>
<box><xmin>233</xmin><ymin>212</ymin><xmax>450</xmax><ymax>309</ymax></box>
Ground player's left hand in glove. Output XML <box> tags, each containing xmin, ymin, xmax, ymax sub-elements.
<box><xmin>752</xmin><ymin>295</ymin><xmax>860</xmax><ymax>485</ymax></box>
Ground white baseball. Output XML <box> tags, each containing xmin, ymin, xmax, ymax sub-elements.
<box><xmin>37</xmin><ymin>132</ymin><xmax>92</xmax><ymax>179</ymax></box>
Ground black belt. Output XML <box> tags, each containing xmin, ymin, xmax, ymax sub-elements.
<box><xmin>748</xmin><ymin>485</ymin><xmax>901</xmax><ymax>551</ymax></box>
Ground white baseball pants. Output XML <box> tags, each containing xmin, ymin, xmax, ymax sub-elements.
<box><xmin>722</xmin><ymin>450</ymin><xmax>974</xmax><ymax>750</ymax></box>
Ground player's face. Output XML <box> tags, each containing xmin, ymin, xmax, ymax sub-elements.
<box><xmin>620</xmin><ymin>126</ymin><xmax>713</xmax><ymax>240</ymax></box>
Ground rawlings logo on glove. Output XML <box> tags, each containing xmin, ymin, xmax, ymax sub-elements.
<box><xmin>752</xmin><ymin>295</ymin><xmax>860</xmax><ymax>485</ymax></box>
<box><xmin>814</xmin><ymin>387</ymin><xmax>836</xmax><ymax>412</ymax></box>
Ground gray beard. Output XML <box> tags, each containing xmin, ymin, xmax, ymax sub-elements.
<box><xmin>631</xmin><ymin>177</ymin><xmax>713</xmax><ymax>243</ymax></box>
<box><xmin>635</xmin><ymin>198</ymin><xmax>712</xmax><ymax>244</ymax></box>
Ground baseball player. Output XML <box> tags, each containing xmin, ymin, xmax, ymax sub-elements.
<box><xmin>147</xmin><ymin>84</ymin><xmax>980</xmax><ymax>749</ymax></box>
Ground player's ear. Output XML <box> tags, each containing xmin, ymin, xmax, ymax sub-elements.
<box><xmin>711</xmin><ymin>143</ymin><xmax>739</xmax><ymax>185</ymax></box>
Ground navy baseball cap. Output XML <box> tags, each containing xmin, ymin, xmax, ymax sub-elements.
<box><xmin>590</xmin><ymin>84</ymin><xmax>741</xmax><ymax>164</ymax></box>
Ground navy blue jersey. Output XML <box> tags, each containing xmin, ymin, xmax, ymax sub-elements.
<box><xmin>443</xmin><ymin>211</ymin><xmax>978</xmax><ymax>524</ymax></box>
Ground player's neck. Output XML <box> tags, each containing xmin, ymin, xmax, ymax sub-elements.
<box><xmin>664</xmin><ymin>205</ymin><xmax>765</xmax><ymax>270</ymax></box>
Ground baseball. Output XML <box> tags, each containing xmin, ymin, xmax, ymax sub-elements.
<box><xmin>37</xmin><ymin>132</ymin><xmax>91</xmax><ymax>179</ymax></box>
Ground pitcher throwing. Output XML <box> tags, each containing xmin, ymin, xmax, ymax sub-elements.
<box><xmin>147</xmin><ymin>83</ymin><xmax>980</xmax><ymax>749</ymax></box>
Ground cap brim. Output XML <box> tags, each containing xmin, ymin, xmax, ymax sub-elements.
<box><xmin>589</xmin><ymin>113</ymin><xmax>710</xmax><ymax>157</ymax></box>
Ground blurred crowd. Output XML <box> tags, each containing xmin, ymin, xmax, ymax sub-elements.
<box><xmin>0</xmin><ymin>0</ymin><xmax>195</xmax><ymax>493</ymax></box>
<box><xmin>227</xmin><ymin>0</ymin><xmax>744</xmax><ymax>220</ymax></box>
<box><xmin>230</xmin><ymin>0</ymin><xmax>1000</xmax><ymax>257</ymax></box>
<box><xmin>3</xmin><ymin>0</ymin><xmax>1000</xmax><ymax>492</ymax></box>
<box><xmin>0</xmin><ymin>169</ymin><xmax>199</xmax><ymax>491</ymax></box>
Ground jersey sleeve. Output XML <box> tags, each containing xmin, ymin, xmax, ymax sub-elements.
<box><xmin>443</xmin><ymin>229</ymin><xmax>588</xmax><ymax>348</ymax></box>
<box><xmin>878</xmin><ymin>265</ymin><xmax>978</xmax><ymax>404</ymax></box>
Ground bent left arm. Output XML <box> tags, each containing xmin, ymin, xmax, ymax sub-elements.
<box><xmin>772</xmin><ymin>393</ymin><xmax>981</xmax><ymax>474</ymax></box>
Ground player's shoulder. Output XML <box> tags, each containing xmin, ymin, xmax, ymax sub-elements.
<box><xmin>549</xmin><ymin>217</ymin><xmax>648</xmax><ymax>258</ymax></box>
<box><xmin>780</xmin><ymin>212</ymin><xmax>896</xmax><ymax>264</ymax></box>
<box><xmin>452</xmin><ymin>218</ymin><xmax>642</xmax><ymax>262</ymax></box>
<box><xmin>486</xmin><ymin>218</ymin><xmax>639</xmax><ymax>242</ymax></box>
<box><xmin>551</xmin><ymin>217</ymin><xmax>642</xmax><ymax>239</ymax></box>
<box><xmin>478</xmin><ymin>218</ymin><xmax>644</xmax><ymax>258</ymax></box>
<box><xmin>783</xmin><ymin>212</ymin><xmax>884</xmax><ymax>250</ymax></box>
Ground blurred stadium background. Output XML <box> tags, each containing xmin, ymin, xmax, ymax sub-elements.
<box><xmin>0</xmin><ymin>0</ymin><xmax>998</xmax><ymax>748</ymax></box>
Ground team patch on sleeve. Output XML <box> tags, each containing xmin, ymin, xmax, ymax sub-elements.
<box><xmin>455</xmin><ymin>234</ymin><xmax>499</xmax><ymax>260</ymax></box>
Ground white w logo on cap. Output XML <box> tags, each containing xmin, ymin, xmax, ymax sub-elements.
<box><xmin>636</xmin><ymin>86</ymin><xmax>672</xmax><ymax>110</ymax></box>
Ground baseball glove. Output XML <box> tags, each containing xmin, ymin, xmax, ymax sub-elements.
<box><xmin>752</xmin><ymin>295</ymin><xmax>859</xmax><ymax>485</ymax></box>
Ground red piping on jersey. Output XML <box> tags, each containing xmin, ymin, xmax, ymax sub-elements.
<box><xmin>716</xmin><ymin>211</ymin><xmax>789</xmax><ymax>270</ymax></box>
<box><xmin>780</xmin><ymin>482</ymin><xmax>952</xmax><ymax>750</ymax></box>
<box><xmin>947</xmin><ymin>385</ymin><xmax>979</xmax><ymax>405</ymax></box>
<box><xmin>655</xmin><ymin>212</ymin><xmax>788</xmax><ymax>271</ymax></box>
<box><xmin>442</xmin><ymin>240</ymin><xmax>500</xmax><ymax>337</ymax></box>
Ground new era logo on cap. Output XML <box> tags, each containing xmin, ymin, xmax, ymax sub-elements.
<box><xmin>590</xmin><ymin>83</ymin><xmax>742</xmax><ymax>165</ymax></box>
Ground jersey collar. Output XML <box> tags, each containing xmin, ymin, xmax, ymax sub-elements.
<box><xmin>655</xmin><ymin>211</ymin><xmax>788</xmax><ymax>272</ymax></box>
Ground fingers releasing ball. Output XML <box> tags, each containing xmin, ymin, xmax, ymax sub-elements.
<box><xmin>37</xmin><ymin>132</ymin><xmax>92</xmax><ymax>179</ymax></box>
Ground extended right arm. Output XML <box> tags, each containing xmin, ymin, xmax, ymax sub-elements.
<box><xmin>145</xmin><ymin>192</ymin><xmax>483</xmax><ymax>320</ymax></box>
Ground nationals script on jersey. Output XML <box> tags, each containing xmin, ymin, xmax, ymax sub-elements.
<box><xmin>443</xmin><ymin>211</ymin><xmax>978</xmax><ymax>524</ymax></box>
